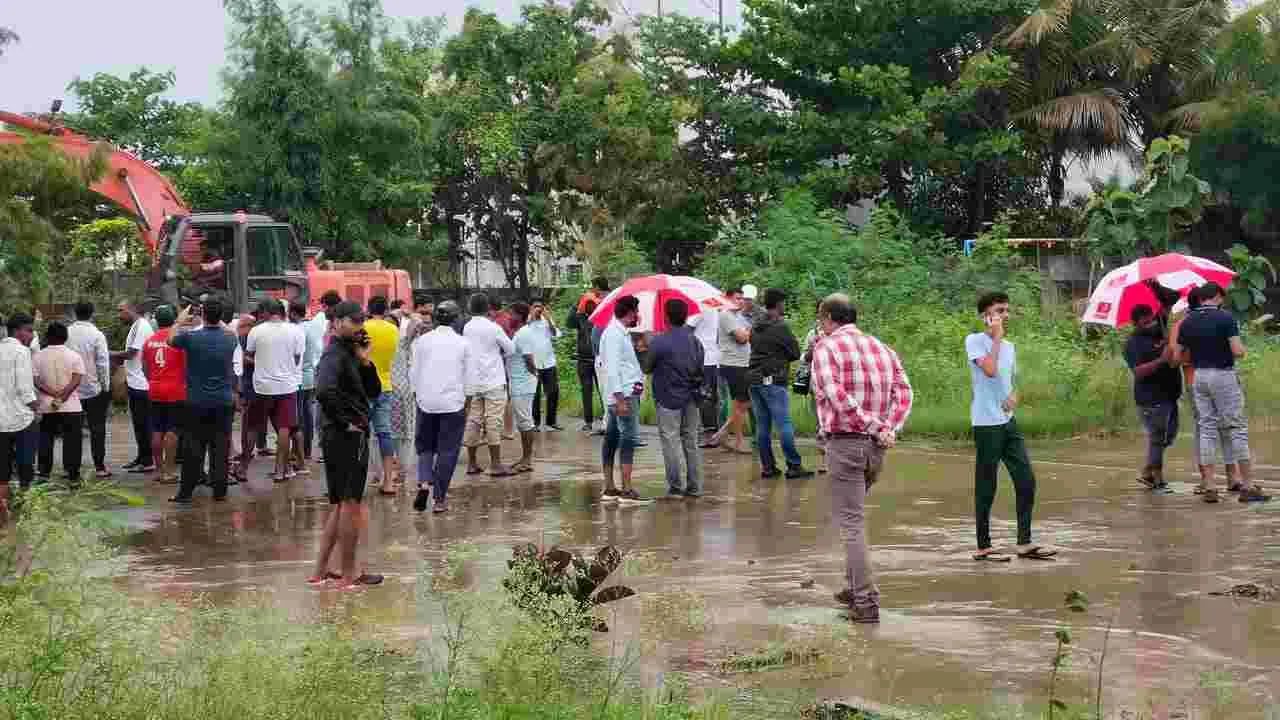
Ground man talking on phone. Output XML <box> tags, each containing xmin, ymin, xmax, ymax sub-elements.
<box><xmin>965</xmin><ymin>292</ymin><xmax>1056</xmax><ymax>562</ymax></box>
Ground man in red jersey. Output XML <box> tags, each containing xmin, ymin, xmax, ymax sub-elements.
<box><xmin>142</xmin><ymin>305</ymin><xmax>188</xmax><ymax>484</ymax></box>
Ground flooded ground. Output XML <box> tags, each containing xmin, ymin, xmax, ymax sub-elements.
<box><xmin>100</xmin><ymin>416</ymin><xmax>1279</xmax><ymax>717</ymax></box>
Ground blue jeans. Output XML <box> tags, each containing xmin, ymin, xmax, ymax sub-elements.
<box><xmin>602</xmin><ymin>395</ymin><xmax>641</xmax><ymax>467</ymax></box>
<box><xmin>370</xmin><ymin>392</ymin><xmax>395</xmax><ymax>457</ymax></box>
<box><xmin>750</xmin><ymin>384</ymin><xmax>801</xmax><ymax>471</ymax></box>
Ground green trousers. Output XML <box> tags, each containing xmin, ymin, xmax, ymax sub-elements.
<box><xmin>973</xmin><ymin>418</ymin><xmax>1036</xmax><ymax>550</ymax></box>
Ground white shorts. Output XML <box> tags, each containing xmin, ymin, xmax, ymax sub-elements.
<box><xmin>511</xmin><ymin>393</ymin><xmax>536</xmax><ymax>432</ymax></box>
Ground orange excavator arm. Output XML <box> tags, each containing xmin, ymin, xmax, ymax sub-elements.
<box><xmin>0</xmin><ymin>110</ymin><xmax>188</xmax><ymax>257</ymax></box>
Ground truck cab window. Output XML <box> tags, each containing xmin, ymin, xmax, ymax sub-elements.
<box><xmin>247</xmin><ymin>226</ymin><xmax>300</xmax><ymax>276</ymax></box>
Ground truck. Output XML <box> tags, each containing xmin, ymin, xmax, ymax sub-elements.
<box><xmin>0</xmin><ymin>109</ymin><xmax>412</xmax><ymax>314</ymax></box>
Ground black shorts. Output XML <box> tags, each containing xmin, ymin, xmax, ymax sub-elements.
<box><xmin>322</xmin><ymin>426</ymin><xmax>369</xmax><ymax>504</ymax></box>
<box><xmin>150</xmin><ymin>401</ymin><xmax>187</xmax><ymax>434</ymax></box>
<box><xmin>719</xmin><ymin>365</ymin><xmax>751</xmax><ymax>402</ymax></box>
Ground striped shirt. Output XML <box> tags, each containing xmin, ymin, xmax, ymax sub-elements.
<box><xmin>812</xmin><ymin>323</ymin><xmax>913</xmax><ymax>437</ymax></box>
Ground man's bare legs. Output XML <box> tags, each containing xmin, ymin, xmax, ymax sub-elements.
<box><xmin>337</xmin><ymin>501</ymin><xmax>361</xmax><ymax>585</ymax></box>
<box><xmin>713</xmin><ymin>400</ymin><xmax>750</xmax><ymax>452</ymax></box>
<box><xmin>465</xmin><ymin>446</ymin><xmax>483</xmax><ymax>473</ymax></box>
<box><xmin>308</xmin><ymin>508</ymin><xmax>341</xmax><ymax>582</ymax></box>
<box><xmin>619</xmin><ymin>463</ymin><xmax>634</xmax><ymax>493</ymax></box>
<box><xmin>152</xmin><ymin>431</ymin><xmax>177</xmax><ymax>480</ymax></box>
<box><xmin>488</xmin><ymin>444</ymin><xmax>509</xmax><ymax>476</ymax></box>
<box><xmin>381</xmin><ymin>453</ymin><xmax>398</xmax><ymax>493</ymax></box>
<box><xmin>513</xmin><ymin>431</ymin><xmax>534</xmax><ymax>470</ymax></box>
<box><xmin>274</xmin><ymin>428</ymin><xmax>294</xmax><ymax>479</ymax></box>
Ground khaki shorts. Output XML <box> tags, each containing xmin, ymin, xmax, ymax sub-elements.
<box><xmin>511</xmin><ymin>393</ymin><xmax>536</xmax><ymax>433</ymax></box>
<box><xmin>463</xmin><ymin>387</ymin><xmax>507</xmax><ymax>447</ymax></box>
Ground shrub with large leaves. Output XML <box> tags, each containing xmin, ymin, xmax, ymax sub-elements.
<box><xmin>502</xmin><ymin>544</ymin><xmax>634</xmax><ymax>633</ymax></box>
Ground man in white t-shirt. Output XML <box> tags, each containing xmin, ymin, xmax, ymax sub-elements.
<box><xmin>690</xmin><ymin>307</ymin><xmax>722</xmax><ymax>437</ymax></box>
<box><xmin>112</xmin><ymin>301</ymin><xmax>155</xmax><ymax>472</ymax></box>
<box><xmin>462</xmin><ymin>293</ymin><xmax>515</xmax><ymax>476</ymax></box>
<box><xmin>245</xmin><ymin>299</ymin><xmax>305</xmax><ymax>481</ymax></box>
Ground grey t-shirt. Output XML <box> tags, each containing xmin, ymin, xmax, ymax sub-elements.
<box><xmin>718</xmin><ymin>309</ymin><xmax>751</xmax><ymax>368</ymax></box>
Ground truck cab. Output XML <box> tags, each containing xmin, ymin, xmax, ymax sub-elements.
<box><xmin>154</xmin><ymin>211</ymin><xmax>309</xmax><ymax>313</ymax></box>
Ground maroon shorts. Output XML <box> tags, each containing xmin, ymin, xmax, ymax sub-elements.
<box><xmin>248</xmin><ymin>392</ymin><xmax>299</xmax><ymax>431</ymax></box>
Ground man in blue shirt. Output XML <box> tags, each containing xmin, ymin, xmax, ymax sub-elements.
<box><xmin>526</xmin><ymin>301</ymin><xmax>562</xmax><ymax>431</ymax></box>
<box><xmin>643</xmin><ymin>299</ymin><xmax>704</xmax><ymax>498</ymax></box>
<box><xmin>169</xmin><ymin>296</ymin><xmax>240</xmax><ymax>503</ymax></box>
<box><xmin>1174</xmin><ymin>282</ymin><xmax>1268</xmax><ymax>503</ymax></box>
<box><xmin>965</xmin><ymin>291</ymin><xmax>1054</xmax><ymax>561</ymax></box>
<box><xmin>598</xmin><ymin>295</ymin><xmax>647</xmax><ymax>504</ymax></box>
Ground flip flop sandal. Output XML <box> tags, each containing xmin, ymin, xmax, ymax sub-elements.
<box><xmin>379</xmin><ymin>488</ymin><xmax>399</xmax><ymax>496</ymax></box>
<box><xmin>465</xmin><ymin>467</ymin><xmax>485</xmax><ymax>475</ymax></box>
<box><xmin>973</xmin><ymin>552</ymin><xmax>1013</xmax><ymax>562</ymax></box>
<box><xmin>1017</xmin><ymin>547</ymin><xmax>1058</xmax><ymax>561</ymax></box>
<box><xmin>511</xmin><ymin>463</ymin><xmax>534</xmax><ymax>474</ymax></box>
<box><xmin>489</xmin><ymin>467</ymin><xmax>515</xmax><ymax>478</ymax></box>
<box><xmin>1193</xmin><ymin>486</ymin><xmax>1211</xmax><ymax>495</ymax></box>
<box><xmin>1201</xmin><ymin>489</ymin><xmax>1221</xmax><ymax>504</ymax></box>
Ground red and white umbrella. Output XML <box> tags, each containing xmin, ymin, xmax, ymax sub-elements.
<box><xmin>1082</xmin><ymin>253</ymin><xmax>1236</xmax><ymax>327</ymax></box>
<box><xmin>589</xmin><ymin>274</ymin><xmax>731</xmax><ymax>332</ymax></box>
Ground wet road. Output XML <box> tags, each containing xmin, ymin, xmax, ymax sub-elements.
<box><xmin>104</xmin><ymin>417</ymin><xmax>1280</xmax><ymax>717</ymax></box>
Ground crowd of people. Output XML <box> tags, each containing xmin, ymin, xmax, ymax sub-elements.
<box><xmin>0</xmin><ymin>275</ymin><xmax>1266</xmax><ymax>609</ymax></box>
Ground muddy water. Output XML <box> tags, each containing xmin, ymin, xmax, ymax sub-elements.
<box><xmin>110</xmin><ymin>417</ymin><xmax>1280</xmax><ymax>717</ymax></box>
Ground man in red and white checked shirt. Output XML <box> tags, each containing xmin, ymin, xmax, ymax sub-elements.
<box><xmin>811</xmin><ymin>293</ymin><xmax>913</xmax><ymax>624</ymax></box>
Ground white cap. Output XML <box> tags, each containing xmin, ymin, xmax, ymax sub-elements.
<box><xmin>741</xmin><ymin>284</ymin><xmax>759</xmax><ymax>300</ymax></box>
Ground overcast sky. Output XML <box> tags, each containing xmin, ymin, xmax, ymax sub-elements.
<box><xmin>1</xmin><ymin>0</ymin><xmax>743</xmax><ymax>114</ymax></box>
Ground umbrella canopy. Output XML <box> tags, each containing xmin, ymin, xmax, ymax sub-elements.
<box><xmin>588</xmin><ymin>275</ymin><xmax>731</xmax><ymax>332</ymax></box>
<box><xmin>1082</xmin><ymin>253</ymin><xmax>1236</xmax><ymax>327</ymax></box>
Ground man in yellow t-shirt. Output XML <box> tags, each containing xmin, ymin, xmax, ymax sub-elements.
<box><xmin>363</xmin><ymin>296</ymin><xmax>400</xmax><ymax>494</ymax></box>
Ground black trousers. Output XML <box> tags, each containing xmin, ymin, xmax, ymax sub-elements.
<box><xmin>178</xmin><ymin>405</ymin><xmax>233</xmax><ymax>500</ymax></box>
<box><xmin>576</xmin><ymin>360</ymin><xmax>597</xmax><ymax>424</ymax></box>
<box><xmin>39</xmin><ymin>412</ymin><xmax>83</xmax><ymax>484</ymax></box>
<box><xmin>127</xmin><ymin>388</ymin><xmax>153</xmax><ymax>464</ymax></box>
<box><xmin>81</xmin><ymin>391</ymin><xmax>110</xmax><ymax>471</ymax></box>
<box><xmin>532</xmin><ymin>367</ymin><xmax>560</xmax><ymax>427</ymax></box>
<box><xmin>298</xmin><ymin>388</ymin><xmax>316</xmax><ymax>458</ymax></box>
<box><xmin>0</xmin><ymin>424</ymin><xmax>36</xmax><ymax>489</ymax></box>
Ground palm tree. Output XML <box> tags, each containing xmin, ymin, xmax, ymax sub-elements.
<box><xmin>997</xmin><ymin>0</ymin><xmax>1139</xmax><ymax>206</ymax></box>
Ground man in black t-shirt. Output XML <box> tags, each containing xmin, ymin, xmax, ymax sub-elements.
<box><xmin>1125</xmin><ymin>305</ymin><xmax>1181</xmax><ymax>492</ymax></box>
<box><xmin>1174</xmin><ymin>282</ymin><xmax>1268</xmax><ymax>504</ymax></box>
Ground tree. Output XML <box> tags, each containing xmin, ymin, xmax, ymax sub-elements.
<box><xmin>64</xmin><ymin>69</ymin><xmax>205</xmax><ymax>173</ymax></box>
<box><xmin>0</xmin><ymin>134</ymin><xmax>108</xmax><ymax>304</ymax></box>
<box><xmin>1186</xmin><ymin>1</ymin><xmax>1280</xmax><ymax>227</ymax></box>
<box><xmin>192</xmin><ymin>0</ymin><xmax>436</xmax><ymax>261</ymax></box>
<box><xmin>724</xmin><ymin>0</ymin><xmax>1032</xmax><ymax>235</ymax></box>
<box><xmin>996</xmin><ymin>0</ymin><xmax>1138</xmax><ymax>206</ymax></box>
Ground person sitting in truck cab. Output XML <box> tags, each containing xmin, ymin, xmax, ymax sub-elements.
<box><xmin>193</xmin><ymin>247</ymin><xmax>227</xmax><ymax>292</ymax></box>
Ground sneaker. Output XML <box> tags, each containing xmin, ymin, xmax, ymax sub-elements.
<box><xmin>785</xmin><ymin>467</ymin><xmax>815</xmax><ymax>480</ymax></box>
<box><xmin>617</xmin><ymin>489</ymin><xmax>649</xmax><ymax>504</ymax></box>
<box><xmin>131</xmin><ymin>464</ymin><xmax>157</xmax><ymax>474</ymax></box>
<box><xmin>122</xmin><ymin>460</ymin><xmax>143</xmax><ymax>471</ymax></box>
<box><xmin>546</xmin><ymin>424</ymin><xmax>564</xmax><ymax>432</ymax></box>
<box><xmin>683</xmin><ymin>489</ymin><xmax>702</xmax><ymax>499</ymax></box>
<box><xmin>413</xmin><ymin>488</ymin><xmax>430</xmax><ymax>512</ymax></box>
<box><xmin>168</xmin><ymin>495</ymin><xmax>193</xmax><ymax>505</ymax></box>
<box><xmin>1238</xmin><ymin>487</ymin><xmax>1271</xmax><ymax>503</ymax></box>
<box><xmin>1138</xmin><ymin>475</ymin><xmax>1158</xmax><ymax>490</ymax></box>
<box><xmin>1153</xmin><ymin>481</ymin><xmax>1173</xmax><ymax>494</ymax></box>
<box><xmin>761</xmin><ymin>467</ymin><xmax>782</xmax><ymax>479</ymax></box>
<box><xmin>580</xmin><ymin>423</ymin><xmax>592</xmax><ymax>432</ymax></box>
<box><xmin>601</xmin><ymin>487</ymin><xmax>622</xmax><ymax>503</ymax></box>
<box><xmin>432</xmin><ymin>501</ymin><xmax>448</xmax><ymax>514</ymax></box>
